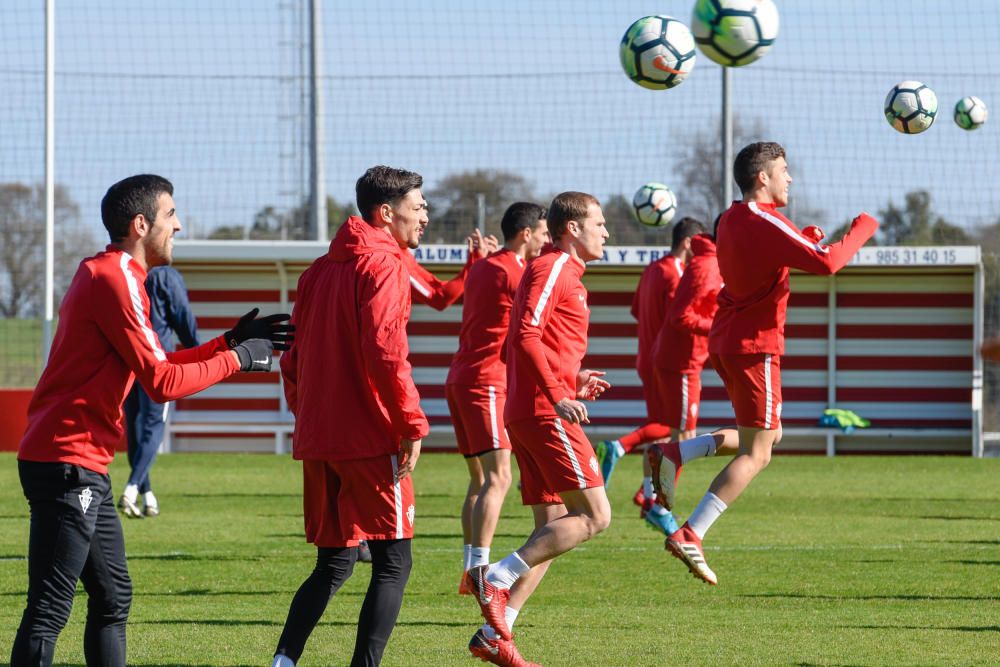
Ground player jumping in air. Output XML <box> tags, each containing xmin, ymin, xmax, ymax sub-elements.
<box><xmin>663</xmin><ymin>142</ymin><xmax>878</xmax><ymax>585</ymax></box>
<box><xmin>466</xmin><ymin>192</ymin><xmax>611</xmax><ymax>664</ymax></box>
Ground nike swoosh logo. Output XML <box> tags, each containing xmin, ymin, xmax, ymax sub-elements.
<box><xmin>652</xmin><ymin>55</ymin><xmax>685</xmax><ymax>75</ymax></box>
<box><xmin>253</xmin><ymin>358</ymin><xmax>269</xmax><ymax>364</ymax></box>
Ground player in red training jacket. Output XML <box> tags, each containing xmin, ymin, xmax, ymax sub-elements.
<box><xmin>595</xmin><ymin>218</ymin><xmax>705</xmax><ymax>534</ymax></box>
<box><xmin>465</xmin><ymin>192</ymin><xmax>611</xmax><ymax>659</ymax></box>
<box><xmin>273</xmin><ymin>166</ymin><xmax>431</xmax><ymax>667</ymax></box>
<box><xmin>11</xmin><ymin>175</ymin><xmax>290</xmax><ymax>667</ymax></box>
<box><xmin>401</xmin><ymin>227</ymin><xmax>497</xmax><ymax>309</ymax></box>
<box><xmin>664</xmin><ymin>142</ymin><xmax>878</xmax><ymax>585</ymax></box>
<box><xmin>444</xmin><ymin>202</ymin><xmax>550</xmax><ymax>664</ymax></box>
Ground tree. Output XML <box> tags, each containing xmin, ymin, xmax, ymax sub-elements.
<box><xmin>210</xmin><ymin>196</ymin><xmax>358</xmax><ymax>241</ymax></box>
<box><xmin>878</xmin><ymin>190</ymin><xmax>971</xmax><ymax>246</ymax></box>
<box><xmin>426</xmin><ymin>169</ymin><xmax>535</xmax><ymax>244</ymax></box>
<box><xmin>0</xmin><ymin>183</ymin><xmax>95</xmax><ymax>318</ymax></box>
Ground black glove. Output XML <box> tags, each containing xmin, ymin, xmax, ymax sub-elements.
<box><xmin>224</xmin><ymin>308</ymin><xmax>294</xmax><ymax>351</ymax></box>
<box><xmin>233</xmin><ymin>338</ymin><xmax>274</xmax><ymax>372</ymax></box>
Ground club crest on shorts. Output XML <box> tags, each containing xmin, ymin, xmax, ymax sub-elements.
<box><xmin>78</xmin><ymin>487</ymin><xmax>93</xmax><ymax>514</ymax></box>
<box><xmin>406</xmin><ymin>504</ymin><xmax>415</xmax><ymax>527</ymax></box>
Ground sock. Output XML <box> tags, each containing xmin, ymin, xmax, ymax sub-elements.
<box><xmin>642</xmin><ymin>476</ymin><xmax>654</xmax><ymax>499</ymax></box>
<box><xmin>463</xmin><ymin>544</ymin><xmax>472</xmax><ymax>571</ymax></box>
<box><xmin>272</xmin><ymin>655</ymin><xmax>295</xmax><ymax>667</ymax></box>
<box><xmin>687</xmin><ymin>492</ymin><xmax>728</xmax><ymax>539</ymax></box>
<box><xmin>619</xmin><ymin>424</ymin><xmax>671</xmax><ymax>452</ymax></box>
<box><xmin>482</xmin><ymin>606</ymin><xmax>520</xmax><ymax>641</ymax></box>
<box><xmin>123</xmin><ymin>484</ymin><xmax>139</xmax><ymax>502</ymax></box>
<box><xmin>470</xmin><ymin>546</ymin><xmax>490</xmax><ymax>569</ymax></box>
<box><xmin>143</xmin><ymin>491</ymin><xmax>158</xmax><ymax>508</ymax></box>
<box><xmin>679</xmin><ymin>434</ymin><xmax>718</xmax><ymax>464</ymax></box>
<box><xmin>485</xmin><ymin>551</ymin><xmax>529</xmax><ymax>589</ymax></box>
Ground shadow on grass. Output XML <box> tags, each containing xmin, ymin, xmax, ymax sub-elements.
<box><xmin>128</xmin><ymin>554</ymin><xmax>265</xmax><ymax>562</ymax></box>
<box><xmin>416</xmin><ymin>533</ymin><xmax>522</xmax><ymax>540</ymax></box>
<box><xmin>172</xmin><ymin>493</ymin><xmax>300</xmax><ymax>499</ymax></box>
<box><xmin>744</xmin><ymin>593</ymin><xmax>1000</xmax><ymax>602</ymax></box>
<box><xmin>60</xmin><ymin>664</ymin><xmax>258</xmax><ymax>667</ymax></box>
<box><xmin>841</xmin><ymin>624</ymin><xmax>1000</xmax><ymax>634</ymax></box>
<box><xmin>945</xmin><ymin>560</ymin><xmax>1000</xmax><ymax>566</ymax></box>
<box><xmin>893</xmin><ymin>515</ymin><xmax>1000</xmax><ymax>522</ymax></box>
<box><xmin>131</xmin><ymin>618</ymin><xmax>467</xmax><ymax>628</ymax></box>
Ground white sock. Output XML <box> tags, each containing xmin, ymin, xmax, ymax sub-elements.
<box><xmin>272</xmin><ymin>654</ymin><xmax>295</xmax><ymax>667</ymax></box>
<box><xmin>486</xmin><ymin>551</ymin><xmax>529</xmax><ymax>589</ymax></box>
<box><xmin>687</xmin><ymin>492</ymin><xmax>728</xmax><ymax>539</ymax></box>
<box><xmin>463</xmin><ymin>544</ymin><xmax>473</xmax><ymax>571</ymax></box>
<box><xmin>482</xmin><ymin>606</ymin><xmax>520</xmax><ymax>641</ymax></box>
<box><xmin>642</xmin><ymin>476</ymin><xmax>654</xmax><ymax>498</ymax></box>
<box><xmin>143</xmin><ymin>491</ymin><xmax>158</xmax><ymax>508</ymax></box>
<box><xmin>470</xmin><ymin>546</ymin><xmax>490</xmax><ymax>569</ymax></box>
<box><xmin>123</xmin><ymin>484</ymin><xmax>139</xmax><ymax>502</ymax></box>
<box><xmin>679</xmin><ymin>434</ymin><xmax>718</xmax><ymax>464</ymax></box>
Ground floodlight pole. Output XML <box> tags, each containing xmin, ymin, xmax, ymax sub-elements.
<box><xmin>42</xmin><ymin>0</ymin><xmax>55</xmax><ymax>362</ymax></box>
<box><xmin>721</xmin><ymin>67</ymin><xmax>733</xmax><ymax>209</ymax></box>
<box><xmin>308</xmin><ymin>0</ymin><xmax>327</xmax><ymax>242</ymax></box>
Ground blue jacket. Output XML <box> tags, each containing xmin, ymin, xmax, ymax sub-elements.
<box><xmin>146</xmin><ymin>266</ymin><xmax>200</xmax><ymax>352</ymax></box>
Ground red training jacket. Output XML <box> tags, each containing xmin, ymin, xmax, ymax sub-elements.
<box><xmin>708</xmin><ymin>201</ymin><xmax>878</xmax><ymax>355</ymax></box>
<box><xmin>281</xmin><ymin>216</ymin><xmax>429</xmax><ymax>461</ymax></box>
<box><xmin>400</xmin><ymin>249</ymin><xmax>474</xmax><ymax>311</ymax></box>
<box><xmin>446</xmin><ymin>248</ymin><xmax>526</xmax><ymax>388</ymax></box>
<box><xmin>18</xmin><ymin>247</ymin><xmax>238</xmax><ymax>474</ymax></box>
<box><xmin>631</xmin><ymin>253</ymin><xmax>683</xmax><ymax>373</ymax></box>
<box><xmin>654</xmin><ymin>234</ymin><xmax>722</xmax><ymax>373</ymax></box>
<box><xmin>505</xmin><ymin>246</ymin><xmax>589</xmax><ymax>423</ymax></box>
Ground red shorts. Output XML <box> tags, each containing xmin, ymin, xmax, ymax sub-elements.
<box><xmin>446</xmin><ymin>383</ymin><xmax>511</xmax><ymax>457</ymax></box>
<box><xmin>637</xmin><ymin>365</ymin><xmax>667</xmax><ymax>423</ymax></box>
<box><xmin>507</xmin><ymin>417</ymin><xmax>603</xmax><ymax>506</ymax></box>
<box><xmin>655</xmin><ymin>369</ymin><xmax>702</xmax><ymax>431</ymax></box>
<box><xmin>709</xmin><ymin>352</ymin><xmax>782</xmax><ymax>429</ymax></box>
<box><xmin>302</xmin><ymin>455</ymin><xmax>415</xmax><ymax>547</ymax></box>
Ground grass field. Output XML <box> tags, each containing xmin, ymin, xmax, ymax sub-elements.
<box><xmin>0</xmin><ymin>318</ymin><xmax>43</xmax><ymax>388</ymax></box>
<box><xmin>0</xmin><ymin>451</ymin><xmax>997</xmax><ymax>666</ymax></box>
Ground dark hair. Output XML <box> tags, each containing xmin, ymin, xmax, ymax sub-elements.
<box><xmin>499</xmin><ymin>202</ymin><xmax>546</xmax><ymax>242</ymax></box>
<box><xmin>733</xmin><ymin>141</ymin><xmax>786</xmax><ymax>195</ymax></box>
<box><xmin>547</xmin><ymin>191</ymin><xmax>600</xmax><ymax>239</ymax></box>
<box><xmin>356</xmin><ymin>166</ymin><xmax>424</xmax><ymax>222</ymax></box>
<box><xmin>671</xmin><ymin>216</ymin><xmax>706</xmax><ymax>248</ymax></box>
<box><xmin>100</xmin><ymin>174</ymin><xmax>174</xmax><ymax>242</ymax></box>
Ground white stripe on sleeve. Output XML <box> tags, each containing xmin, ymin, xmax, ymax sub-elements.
<box><xmin>530</xmin><ymin>253</ymin><xmax>570</xmax><ymax>326</ymax></box>
<box><xmin>748</xmin><ymin>202</ymin><xmax>828</xmax><ymax>254</ymax></box>
<box><xmin>120</xmin><ymin>254</ymin><xmax>167</xmax><ymax>362</ymax></box>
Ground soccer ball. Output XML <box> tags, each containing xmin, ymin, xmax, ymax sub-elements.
<box><xmin>619</xmin><ymin>15</ymin><xmax>696</xmax><ymax>90</ymax></box>
<box><xmin>954</xmin><ymin>96</ymin><xmax>988</xmax><ymax>130</ymax></box>
<box><xmin>690</xmin><ymin>0</ymin><xmax>780</xmax><ymax>67</ymax></box>
<box><xmin>632</xmin><ymin>183</ymin><xmax>677</xmax><ymax>227</ymax></box>
<box><xmin>884</xmin><ymin>81</ymin><xmax>937</xmax><ymax>134</ymax></box>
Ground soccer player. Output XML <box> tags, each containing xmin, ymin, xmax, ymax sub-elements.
<box><xmin>11</xmin><ymin>174</ymin><xmax>288</xmax><ymax>667</ymax></box>
<box><xmin>595</xmin><ymin>218</ymin><xmax>704</xmax><ymax>520</ymax></box>
<box><xmin>273</xmin><ymin>166</ymin><xmax>430</xmax><ymax>667</ymax></box>
<box><xmin>402</xmin><ymin>227</ymin><xmax>498</xmax><ymax>309</ymax></box>
<box><xmin>467</xmin><ymin>192</ymin><xmax>611</xmax><ymax>660</ymax></box>
<box><xmin>446</xmin><ymin>202</ymin><xmax>549</xmax><ymax>603</ymax></box>
<box><xmin>664</xmin><ymin>142</ymin><xmax>878</xmax><ymax>585</ymax></box>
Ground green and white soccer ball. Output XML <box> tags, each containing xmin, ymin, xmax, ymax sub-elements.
<box><xmin>619</xmin><ymin>15</ymin><xmax>697</xmax><ymax>90</ymax></box>
<box><xmin>884</xmin><ymin>81</ymin><xmax>937</xmax><ymax>134</ymax></box>
<box><xmin>632</xmin><ymin>183</ymin><xmax>677</xmax><ymax>227</ymax></box>
<box><xmin>954</xmin><ymin>96</ymin><xmax>988</xmax><ymax>130</ymax></box>
<box><xmin>691</xmin><ymin>0</ymin><xmax>780</xmax><ymax>67</ymax></box>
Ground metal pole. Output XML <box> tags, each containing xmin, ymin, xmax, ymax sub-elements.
<box><xmin>972</xmin><ymin>254</ymin><xmax>985</xmax><ymax>457</ymax></box>
<box><xmin>42</xmin><ymin>0</ymin><xmax>55</xmax><ymax>362</ymax></box>
<box><xmin>309</xmin><ymin>0</ymin><xmax>327</xmax><ymax>242</ymax></box>
<box><xmin>721</xmin><ymin>67</ymin><xmax>733</xmax><ymax>209</ymax></box>
<box><xmin>476</xmin><ymin>193</ymin><xmax>486</xmax><ymax>235</ymax></box>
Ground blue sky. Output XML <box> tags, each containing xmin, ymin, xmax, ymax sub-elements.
<box><xmin>1</xmin><ymin>1</ymin><xmax>998</xmax><ymax>239</ymax></box>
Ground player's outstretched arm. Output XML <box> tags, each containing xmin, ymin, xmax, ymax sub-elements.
<box><xmin>754</xmin><ymin>204</ymin><xmax>878</xmax><ymax>276</ymax></box>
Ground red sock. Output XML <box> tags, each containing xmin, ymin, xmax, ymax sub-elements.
<box><xmin>619</xmin><ymin>423</ymin><xmax>671</xmax><ymax>453</ymax></box>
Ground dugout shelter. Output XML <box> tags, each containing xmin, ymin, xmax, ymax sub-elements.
<box><xmin>162</xmin><ymin>242</ymin><xmax>984</xmax><ymax>457</ymax></box>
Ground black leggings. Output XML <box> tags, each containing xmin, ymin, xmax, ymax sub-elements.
<box><xmin>275</xmin><ymin>539</ymin><xmax>412</xmax><ymax>667</ymax></box>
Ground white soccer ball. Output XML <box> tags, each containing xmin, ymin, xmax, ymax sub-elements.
<box><xmin>619</xmin><ymin>15</ymin><xmax>697</xmax><ymax>90</ymax></box>
<box><xmin>632</xmin><ymin>183</ymin><xmax>677</xmax><ymax>227</ymax></box>
<box><xmin>884</xmin><ymin>81</ymin><xmax>938</xmax><ymax>134</ymax></box>
<box><xmin>690</xmin><ymin>0</ymin><xmax>780</xmax><ymax>67</ymax></box>
<box><xmin>954</xmin><ymin>96</ymin><xmax>988</xmax><ymax>130</ymax></box>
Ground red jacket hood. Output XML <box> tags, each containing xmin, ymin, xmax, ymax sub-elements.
<box><xmin>328</xmin><ymin>215</ymin><xmax>402</xmax><ymax>262</ymax></box>
<box><xmin>691</xmin><ymin>233</ymin><xmax>716</xmax><ymax>257</ymax></box>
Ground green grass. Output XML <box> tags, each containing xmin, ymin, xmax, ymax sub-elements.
<box><xmin>0</xmin><ymin>318</ymin><xmax>43</xmax><ymax>387</ymax></box>
<box><xmin>0</xmin><ymin>452</ymin><xmax>997</xmax><ymax>666</ymax></box>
